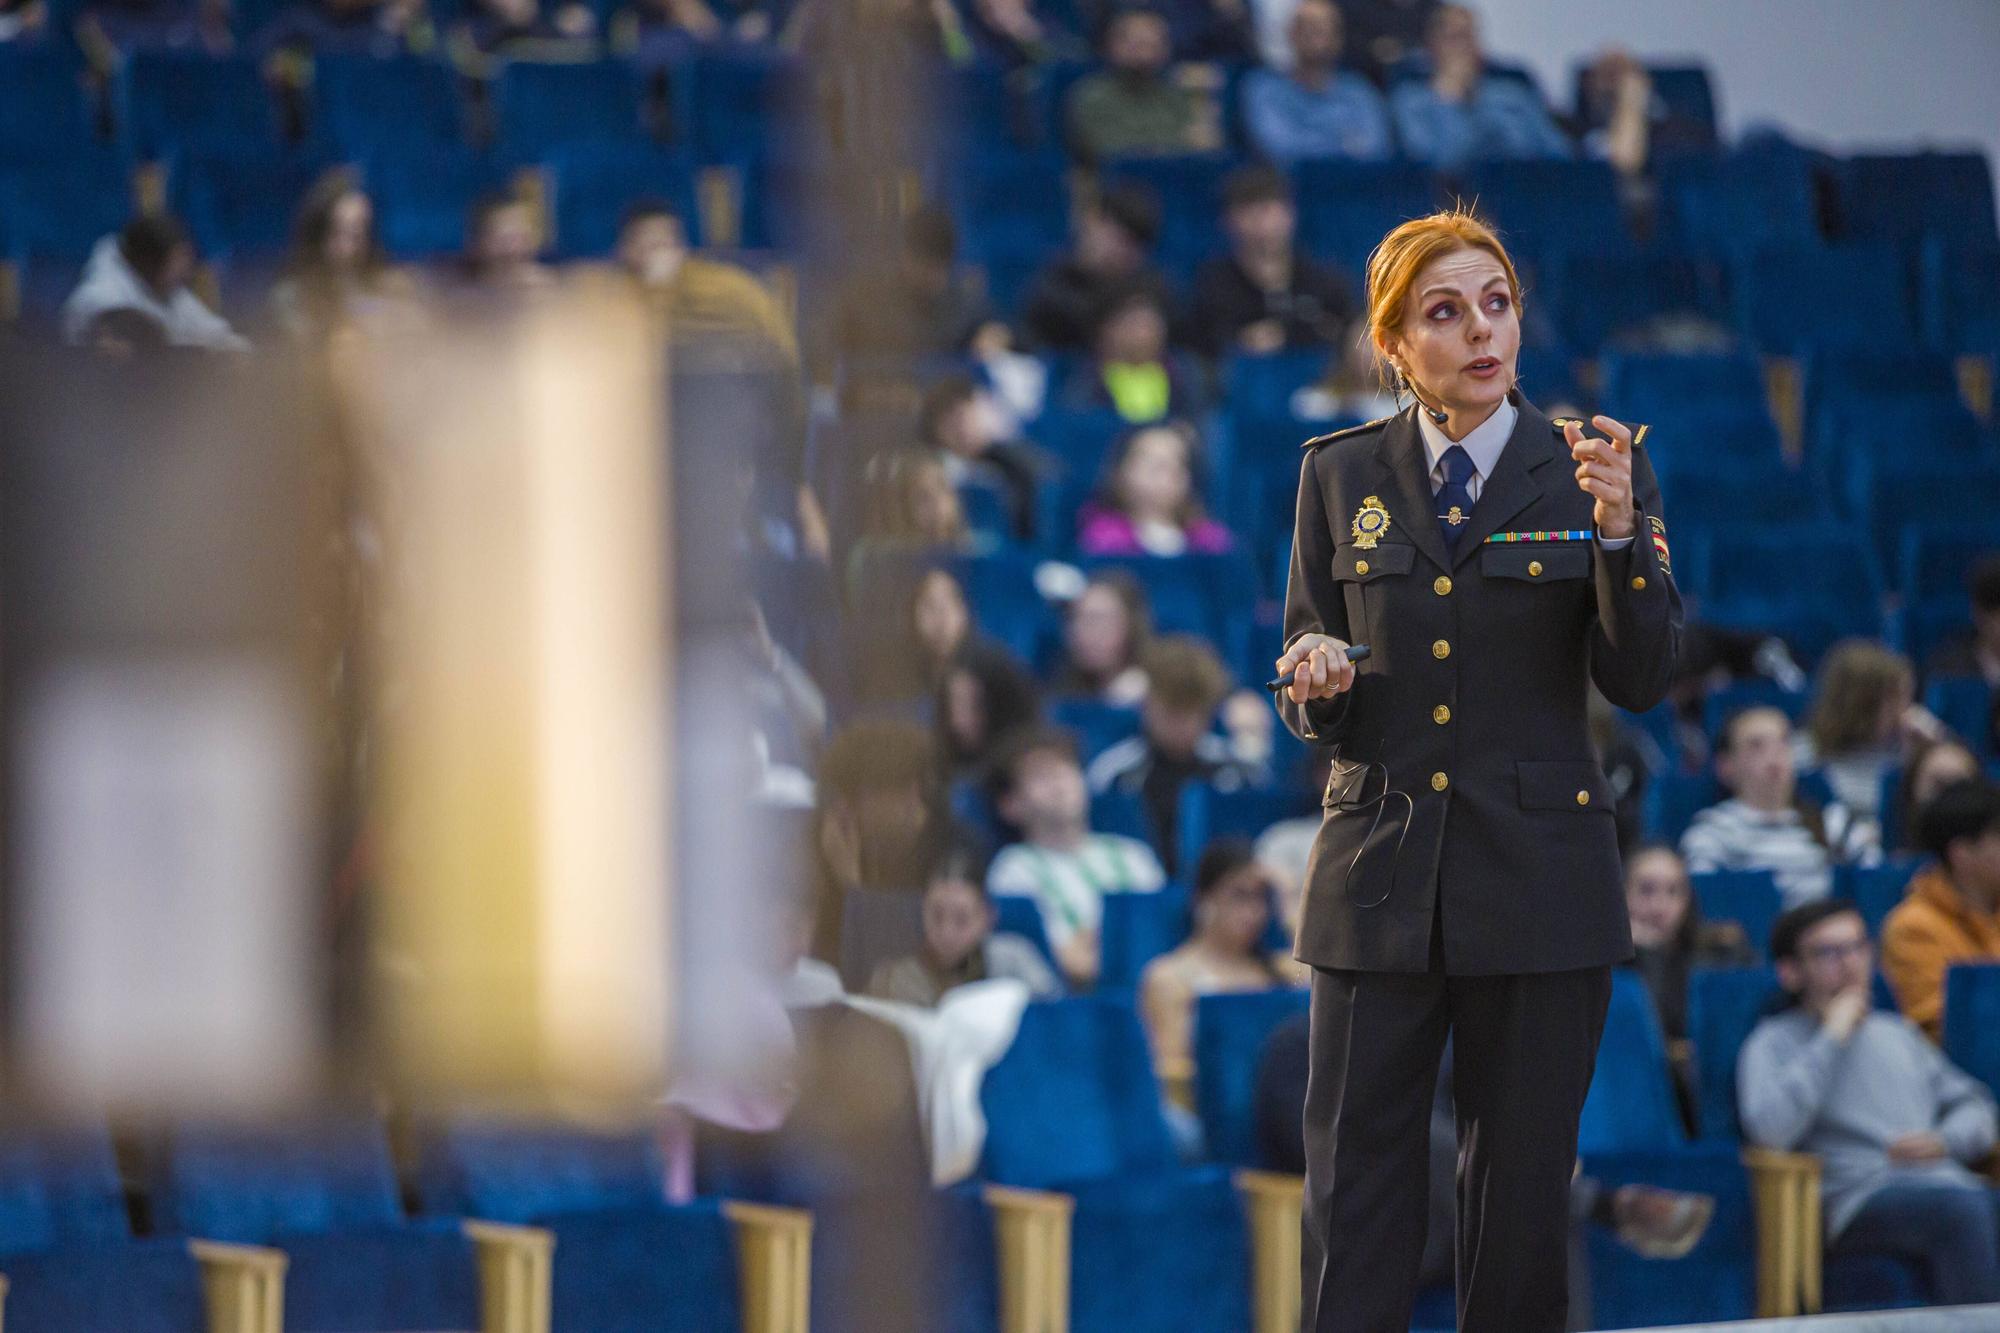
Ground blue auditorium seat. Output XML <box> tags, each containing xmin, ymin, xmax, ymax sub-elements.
<box><xmin>1567</xmin><ymin>63</ymin><xmax>1718</xmax><ymax>157</ymax></box>
<box><xmin>979</xmin><ymin>996</ymin><xmax>1254</xmax><ymax>1333</ymax></box>
<box><xmin>1081</xmin><ymin>552</ymin><xmax>1260</xmax><ymax>674</ymax></box>
<box><xmin>1925</xmin><ymin>676</ymin><xmax>1996</xmax><ymax>757</ymax></box>
<box><xmin>1090</xmin><ymin>784</ymin><xmax>1155</xmax><ymax>845</ymax></box>
<box><xmin>1899</xmin><ymin>522</ymin><xmax>2000</xmax><ymax>669</ymax></box>
<box><xmin>1033</xmin><ymin>408</ymin><xmax>1134</xmax><ymax>544</ymax></box>
<box><xmin>1943</xmin><ymin>962</ymin><xmax>2000</xmax><ymax>1097</ymax></box>
<box><xmin>1690</xmin><ymin>870</ymin><xmax>1783</xmax><ymax>962</ymax></box>
<box><xmin>0</xmin><ymin>46</ymin><xmax>95</xmax><ymax>164</ymax></box>
<box><xmin>1290</xmin><ymin>160</ymin><xmax>1439</xmax><ymax>281</ymax></box>
<box><xmin>953</xmin><ymin>548</ymin><xmax>1056</xmax><ymax>665</ymax></box>
<box><xmin>1576</xmin><ymin>971</ymin><xmax>1758</xmax><ymax>1327</ymax></box>
<box><xmin>1651</xmin><ymin>456</ymin><xmax>1828</xmax><ymax>534</ymax></box>
<box><xmin>1641</xmin><ymin>768</ymin><xmax>1718</xmax><ymax>846</ymax></box>
<box><xmin>947</xmin><ymin>145</ymin><xmax>1074</xmax><ymax>317</ymax></box>
<box><xmin>1460</xmin><ymin>159</ymin><xmax>1627</xmax><ymax>261</ymax></box>
<box><xmin>116</xmin><ymin>53</ymin><xmax>279</xmax><ymax>158</ymax></box>
<box><xmin>1174</xmin><ymin>784</ymin><xmax>1317</xmax><ymax>882</ymax></box>
<box><xmin>310</xmin><ymin>56</ymin><xmax>468</xmax><ymax>156</ymax></box>
<box><xmin>170</xmin><ymin>146</ymin><xmax>335</xmax><ymax>258</ymax></box>
<box><xmin>1098</xmin><ymin>886</ymin><xmax>1189</xmax><ymax>992</ymax></box>
<box><xmin>1733</xmin><ymin>243</ymin><xmax>1917</xmax><ymax>355</ymax></box>
<box><xmin>1547</xmin><ymin>251</ymin><xmax>1725</xmax><ymax>355</ymax></box>
<box><xmin>152</xmin><ymin>1118</ymin><xmax>484</xmax><ymax>1332</ymax></box>
<box><xmin>1837</xmin><ymin>152</ymin><xmax>1998</xmax><ymax>250</ymax></box>
<box><xmin>679</xmin><ymin>48</ymin><xmax>810</xmax><ymax>166</ymax></box>
<box><xmin>1692</xmin><ymin>522</ymin><xmax>1889</xmax><ymax>665</ymax></box>
<box><xmin>415</xmin><ymin>1123</ymin><xmax>743</xmax><ymax>1333</ymax></box>
<box><xmin>1686</xmin><ymin>966</ymin><xmax>1929</xmax><ymax>1311</ymax></box>
<box><xmin>1657</xmin><ymin>147</ymin><xmax>1817</xmax><ymax>253</ymax></box>
<box><xmin>0</xmin><ymin>1126</ymin><xmax>209</xmax><ymax>1333</ymax></box>
<box><xmin>1852</xmin><ymin>455</ymin><xmax>2000</xmax><ymax>571</ymax></box>
<box><xmin>1048</xmin><ymin>697</ymin><xmax>1142</xmax><ymax>762</ymax></box>
<box><xmin>1192</xmin><ymin>989</ymin><xmax>1309</xmax><ymax>1168</ymax></box>
<box><xmin>1836</xmin><ymin>858</ymin><xmax>1924</xmax><ymax>940</ymax></box>
<box><xmin>366</xmin><ymin>143</ymin><xmax>516</xmax><ymax>260</ymax></box>
<box><xmin>1599</xmin><ymin>350</ymin><xmax>1768</xmax><ymax>425</ymax></box>
<box><xmin>1098</xmin><ymin>154</ymin><xmax>1240</xmax><ymax>283</ymax></box>
<box><xmin>493</xmin><ymin>60</ymin><xmax>650</xmax><ymax>159</ymax></box>
<box><xmin>0</xmin><ymin>146</ymin><xmax>135</xmax><ymax>261</ymax></box>
<box><xmin>1699</xmin><ymin>679</ymin><xmax>1811</xmax><ymax>745</ymax></box>
<box><xmin>1920</xmin><ymin>239</ymin><xmax>2000</xmax><ymax>352</ymax></box>
<box><xmin>993</xmin><ymin>893</ymin><xmax>1057</xmax><ymax>969</ymax></box>
<box><xmin>544</xmin><ymin>140</ymin><xmax>701</xmax><ymax>259</ymax></box>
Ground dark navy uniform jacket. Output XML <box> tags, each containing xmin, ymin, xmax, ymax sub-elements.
<box><xmin>1278</xmin><ymin>397</ymin><xmax>1683</xmax><ymax>975</ymax></box>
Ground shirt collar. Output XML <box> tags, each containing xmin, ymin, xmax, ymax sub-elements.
<box><xmin>1415</xmin><ymin>397</ymin><xmax>1517</xmax><ymax>483</ymax></box>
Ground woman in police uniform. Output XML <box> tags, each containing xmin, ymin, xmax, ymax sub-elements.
<box><xmin>1271</xmin><ymin>210</ymin><xmax>1683</xmax><ymax>1332</ymax></box>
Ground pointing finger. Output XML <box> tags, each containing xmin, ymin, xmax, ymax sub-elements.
<box><xmin>1590</xmin><ymin>415</ymin><xmax>1632</xmax><ymax>452</ymax></box>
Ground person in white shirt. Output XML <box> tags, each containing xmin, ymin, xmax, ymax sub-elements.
<box><xmin>987</xmin><ymin>725</ymin><xmax>1165</xmax><ymax>987</ymax></box>
<box><xmin>1681</xmin><ymin>705</ymin><xmax>1881</xmax><ymax>907</ymax></box>
<box><xmin>62</xmin><ymin>213</ymin><xmax>248</xmax><ymax>352</ymax></box>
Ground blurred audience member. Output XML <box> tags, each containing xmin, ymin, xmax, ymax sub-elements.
<box><xmin>1088</xmin><ymin>635</ymin><xmax>1265</xmax><ymax>875</ymax></box>
<box><xmin>832</xmin><ymin>205</ymin><xmax>998</xmax><ymax>363</ymax></box>
<box><xmin>80</xmin><ymin>0</ymin><xmax>232</xmax><ymax>58</ymax></box>
<box><xmin>1624</xmin><ymin>844</ymin><xmax>1754</xmax><ymax>1128</ymax></box>
<box><xmin>1140</xmin><ymin>838</ymin><xmax>1299</xmax><ymax>1070</ymax></box>
<box><xmin>1740</xmin><ymin>900</ymin><xmax>2000</xmax><ymax>1306</ymax></box>
<box><xmin>1802</xmin><ymin>640</ymin><xmax>1942</xmax><ymax>823</ymax></box>
<box><xmin>460</xmin><ymin>191</ymin><xmax>555</xmax><ymax>292</ymax></box>
<box><xmin>937</xmin><ymin>640</ymin><xmax>1043</xmax><ymax>783</ymax></box>
<box><xmin>741</xmin><ymin>599</ymin><xmax>826</xmax><ymax>806</ymax></box>
<box><xmin>909</xmin><ymin>565</ymin><xmax>975</xmax><ymax>680</ymax></box>
<box><xmin>1078</xmin><ymin>421</ymin><xmax>1233</xmax><ymax>556</ymax></box>
<box><xmin>919</xmin><ymin>375</ymin><xmax>1052</xmax><ymax>544</ymax></box>
<box><xmin>451</xmin><ymin>0</ymin><xmax>595</xmax><ymax>64</ymax></box>
<box><xmin>609</xmin><ymin>0</ymin><xmax>777</xmax><ymax>63</ymax></box>
<box><xmin>618</xmin><ymin>200</ymin><xmax>796</xmax><ymax>357</ymax></box>
<box><xmin>1882</xmin><ymin>780</ymin><xmax>2000</xmax><ymax>1042</ymax></box>
<box><xmin>961</xmin><ymin>0</ymin><xmax>1081</xmax><ymax>65</ymax></box>
<box><xmin>1065</xmin><ymin>6</ymin><xmax>1218</xmax><ymax>163</ymax></box>
<box><xmin>1681</xmin><ymin>706</ymin><xmax>1881</xmax><ymax>908</ymax></box>
<box><xmin>1571</xmin><ymin>47</ymin><xmax>1713</xmax><ymax>180</ymax></box>
<box><xmin>1330</xmin><ymin>0</ymin><xmax>1433</xmax><ymax>82</ymax></box>
<box><xmin>1241</xmin><ymin>0</ymin><xmax>1391</xmax><ymax>166</ymax></box>
<box><xmin>272</xmin><ymin>169</ymin><xmax>413</xmax><ymax>341</ymax></box>
<box><xmin>989</xmin><ymin>726</ymin><xmax>1167</xmax><ymax>987</ymax></box>
<box><xmin>80</xmin><ymin>307</ymin><xmax>171</xmax><ymax>359</ymax></box>
<box><xmin>1020</xmin><ymin>180</ymin><xmax>1166</xmax><ymax>353</ymax></box>
<box><xmin>62</xmin><ymin>213</ymin><xmax>248</xmax><ymax>351</ymax></box>
<box><xmin>0</xmin><ymin>0</ymin><xmax>49</xmax><ymax>42</ymax></box>
<box><xmin>256</xmin><ymin>0</ymin><xmax>432</xmax><ymax>59</ymax></box>
<box><xmin>867</xmin><ymin>842</ymin><xmax>1061</xmax><ymax>1004</ymax></box>
<box><xmin>1067</xmin><ymin>284</ymin><xmax>1202</xmax><ymax>423</ymax></box>
<box><xmin>1928</xmin><ymin>554</ymin><xmax>2000</xmax><ymax>689</ymax></box>
<box><xmin>1389</xmin><ymin>4</ymin><xmax>1570</xmax><ymax>170</ymax></box>
<box><xmin>1188</xmin><ymin>166</ymin><xmax>1353</xmax><ymax>359</ymax></box>
<box><xmin>812</xmin><ymin>719</ymin><xmax>948</xmax><ymax>956</ymax></box>
<box><xmin>1893</xmin><ymin>737</ymin><xmax>1984</xmax><ymax>855</ymax></box>
<box><xmin>850</xmin><ymin>451</ymin><xmax>971</xmax><ymax>586</ymax></box>
<box><xmin>1051</xmin><ymin>570</ymin><xmax>1153</xmax><ymax>706</ymax></box>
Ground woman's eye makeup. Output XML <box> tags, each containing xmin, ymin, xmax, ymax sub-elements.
<box><xmin>1428</xmin><ymin>303</ymin><xmax>1455</xmax><ymax>321</ymax></box>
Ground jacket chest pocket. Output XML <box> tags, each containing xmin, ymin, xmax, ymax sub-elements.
<box><xmin>1333</xmin><ymin>542</ymin><xmax>1417</xmax><ymax>583</ymax></box>
<box><xmin>1479</xmin><ymin>543</ymin><xmax>1592</xmax><ymax>583</ymax></box>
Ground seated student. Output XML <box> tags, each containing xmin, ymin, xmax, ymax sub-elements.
<box><xmin>1928</xmin><ymin>553</ymin><xmax>2000</xmax><ymax>689</ymax></box>
<box><xmin>1240</xmin><ymin>0</ymin><xmax>1392</xmax><ymax>167</ymax></box>
<box><xmin>449</xmin><ymin>0</ymin><xmax>595</xmax><ymax>65</ymax></box>
<box><xmin>78</xmin><ymin>0</ymin><xmax>231</xmax><ymax>59</ymax></box>
<box><xmin>1739</xmin><ymin>899</ymin><xmax>2000</xmax><ymax>1305</ymax></box>
<box><xmin>63</xmin><ymin>213</ymin><xmax>248</xmax><ymax>352</ymax></box>
<box><xmin>1388</xmin><ymin>3</ymin><xmax>1570</xmax><ymax>171</ymax></box>
<box><xmin>936</xmin><ymin>640</ymin><xmax>1042</xmax><ymax>785</ymax></box>
<box><xmin>1570</xmin><ymin>47</ymin><xmax>1711</xmax><ymax>180</ymax></box>
<box><xmin>831</xmin><ymin>207</ymin><xmax>999</xmax><ymax>365</ymax></box>
<box><xmin>608</xmin><ymin>0</ymin><xmax>779</xmax><ymax>65</ymax></box>
<box><xmin>457</xmin><ymin>191</ymin><xmax>557</xmax><ymax>294</ymax></box>
<box><xmin>1680</xmin><ymin>705</ymin><xmax>1881</xmax><ymax>908</ymax></box>
<box><xmin>0</xmin><ymin>0</ymin><xmax>49</xmax><ymax>43</ymax></box>
<box><xmin>1882</xmin><ymin>780</ymin><xmax>2000</xmax><ymax>1042</ymax></box>
<box><xmin>1624</xmin><ymin>844</ymin><xmax>1755</xmax><ymax>1129</ymax></box>
<box><xmin>616</xmin><ymin>201</ymin><xmax>796</xmax><ymax>360</ymax></box>
<box><xmin>867</xmin><ymin>843</ymin><xmax>1061</xmax><ymax>1006</ymax></box>
<box><xmin>845</xmin><ymin>451</ymin><xmax>973</xmax><ymax>595</ymax></box>
<box><xmin>1087</xmin><ymin>635</ymin><xmax>1267</xmax><ymax>876</ymax></box>
<box><xmin>271</xmin><ymin>169</ymin><xmax>419</xmax><ymax>344</ymax></box>
<box><xmin>1077</xmin><ymin>421</ymin><xmax>1234</xmax><ymax>557</ymax></box>
<box><xmin>1019</xmin><ymin>181</ymin><xmax>1168</xmax><ymax>355</ymax></box>
<box><xmin>1063</xmin><ymin>285</ymin><xmax>1204</xmax><ymax>425</ymax></box>
<box><xmin>919</xmin><ymin>375</ymin><xmax>1052</xmax><ymax>545</ymax></box>
<box><xmin>1064</xmin><ymin>5</ymin><xmax>1221</xmax><ymax>163</ymax></box>
<box><xmin>1800</xmin><ymin>639</ymin><xmax>1944</xmax><ymax>825</ymax></box>
<box><xmin>810</xmin><ymin>719</ymin><xmax>951</xmax><ymax>963</ymax></box>
<box><xmin>255</xmin><ymin>0</ymin><xmax>432</xmax><ymax>60</ymax></box>
<box><xmin>1139</xmin><ymin>838</ymin><xmax>1300</xmax><ymax>1070</ymax></box>
<box><xmin>988</xmin><ymin>726</ymin><xmax>1167</xmax><ymax>988</ymax></box>
<box><xmin>1049</xmin><ymin>570</ymin><xmax>1154</xmax><ymax>707</ymax></box>
<box><xmin>1891</xmin><ymin>736</ymin><xmax>1983</xmax><ymax>856</ymax></box>
<box><xmin>1186</xmin><ymin>165</ymin><xmax>1354</xmax><ymax>360</ymax></box>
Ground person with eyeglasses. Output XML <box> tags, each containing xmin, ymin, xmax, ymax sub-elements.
<box><xmin>1739</xmin><ymin>899</ymin><xmax>2000</xmax><ymax>1305</ymax></box>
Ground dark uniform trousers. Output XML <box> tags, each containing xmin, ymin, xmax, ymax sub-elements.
<box><xmin>1277</xmin><ymin>399</ymin><xmax>1683</xmax><ymax>1333</ymax></box>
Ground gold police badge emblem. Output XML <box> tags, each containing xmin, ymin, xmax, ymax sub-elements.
<box><xmin>1352</xmin><ymin>496</ymin><xmax>1392</xmax><ymax>550</ymax></box>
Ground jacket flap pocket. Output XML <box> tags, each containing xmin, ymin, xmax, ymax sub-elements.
<box><xmin>1480</xmin><ymin>544</ymin><xmax>1591</xmax><ymax>582</ymax></box>
<box><xmin>1323</xmin><ymin>756</ymin><xmax>1376</xmax><ymax>807</ymax></box>
<box><xmin>1516</xmin><ymin>759</ymin><xmax>1614</xmax><ymax>812</ymax></box>
<box><xmin>1333</xmin><ymin>542</ymin><xmax>1416</xmax><ymax>582</ymax></box>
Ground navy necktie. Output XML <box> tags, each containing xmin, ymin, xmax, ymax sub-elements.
<box><xmin>1436</xmin><ymin>445</ymin><xmax>1477</xmax><ymax>550</ymax></box>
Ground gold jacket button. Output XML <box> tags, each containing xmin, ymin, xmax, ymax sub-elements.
<box><xmin>1432</xmin><ymin>639</ymin><xmax>1451</xmax><ymax>659</ymax></box>
<box><xmin>1434</xmin><ymin>576</ymin><xmax>1452</xmax><ymax>596</ymax></box>
<box><xmin>1631</xmin><ymin>576</ymin><xmax>1647</xmax><ymax>591</ymax></box>
<box><xmin>1528</xmin><ymin>560</ymin><xmax>1543</xmax><ymax>577</ymax></box>
<box><xmin>1355</xmin><ymin>559</ymin><xmax>1370</xmax><ymax>575</ymax></box>
<box><xmin>1431</xmin><ymin>772</ymin><xmax>1449</xmax><ymax>791</ymax></box>
<box><xmin>1577</xmin><ymin>790</ymin><xmax>1591</xmax><ymax>806</ymax></box>
<box><xmin>1432</xmin><ymin>704</ymin><xmax>1451</xmax><ymax>724</ymax></box>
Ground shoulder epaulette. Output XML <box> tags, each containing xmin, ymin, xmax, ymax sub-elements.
<box><xmin>1551</xmin><ymin>417</ymin><xmax>1651</xmax><ymax>448</ymax></box>
<box><xmin>1302</xmin><ymin>415</ymin><xmax>1394</xmax><ymax>450</ymax></box>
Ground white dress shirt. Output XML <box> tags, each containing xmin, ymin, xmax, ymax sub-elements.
<box><xmin>1414</xmin><ymin>400</ymin><xmax>1635</xmax><ymax>549</ymax></box>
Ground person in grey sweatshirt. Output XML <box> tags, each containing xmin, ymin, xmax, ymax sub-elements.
<box><xmin>1738</xmin><ymin>898</ymin><xmax>2000</xmax><ymax>1304</ymax></box>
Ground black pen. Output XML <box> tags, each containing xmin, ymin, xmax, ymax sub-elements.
<box><xmin>1266</xmin><ymin>643</ymin><xmax>1372</xmax><ymax>692</ymax></box>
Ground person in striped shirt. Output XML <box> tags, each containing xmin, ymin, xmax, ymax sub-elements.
<box><xmin>987</xmin><ymin>726</ymin><xmax>1166</xmax><ymax>988</ymax></box>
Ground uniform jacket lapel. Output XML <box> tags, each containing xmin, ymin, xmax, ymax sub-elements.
<box><xmin>1372</xmin><ymin>408</ymin><xmax>1452</xmax><ymax>574</ymax></box>
<box><xmin>1451</xmin><ymin>397</ymin><xmax>1564</xmax><ymax>570</ymax></box>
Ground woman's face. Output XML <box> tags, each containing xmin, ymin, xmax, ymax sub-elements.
<box><xmin>922</xmin><ymin>878</ymin><xmax>991</xmax><ymax>970</ymax></box>
<box><xmin>1913</xmin><ymin>744</ymin><xmax>1981</xmax><ymax>810</ymax></box>
<box><xmin>911</xmin><ymin>571</ymin><xmax>969</xmax><ymax>661</ymax></box>
<box><xmin>1382</xmin><ymin>246</ymin><xmax>1519</xmax><ymax>420</ymax></box>
<box><xmin>1067</xmin><ymin>583</ymin><xmax>1133</xmax><ymax>675</ymax></box>
<box><xmin>324</xmin><ymin>192</ymin><xmax>373</xmax><ymax>269</ymax></box>
<box><xmin>1118</xmin><ymin>430</ymin><xmax>1190</xmax><ymax>519</ymax></box>
<box><xmin>1201</xmin><ymin>864</ymin><xmax>1273</xmax><ymax>955</ymax></box>
<box><xmin>1100</xmin><ymin>300</ymin><xmax>1168</xmax><ymax>365</ymax></box>
<box><xmin>1871</xmin><ymin>674</ymin><xmax>1914</xmax><ymax>745</ymax></box>
<box><xmin>1626</xmin><ymin>849</ymin><xmax>1691</xmax><ymax>950</ymax></box>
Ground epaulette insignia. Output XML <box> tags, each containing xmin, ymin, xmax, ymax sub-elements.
<box><xmin>1302</xmin><ymin>416</ymin><xmax>1393</xmax><ymax>450</ymax></box>
<box><xmin>1550</xmin><ymin>417</ymin><xmax>1585</xmax><ymax>430</ymax></box>
<box><xmin>1551</xmin><ymin>416</ymin><xmax>1651</xmax><ymax>448</ymax></box>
